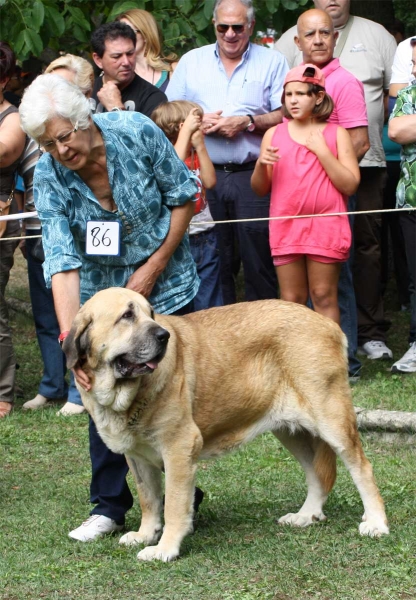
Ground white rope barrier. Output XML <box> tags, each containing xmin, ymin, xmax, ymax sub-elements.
<box><xmin>0</xmin><ymin>211</ymin><xmax>38</xmax><ymax>221</ymax></box>
<box><xmin>1</xmin><ymin>207</ymin><xmax>415</xmax><ymax>243</ymax></box>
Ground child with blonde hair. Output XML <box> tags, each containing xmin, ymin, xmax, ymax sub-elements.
<box><xmin>152</xmin><ymin>101</ymin><xmax>223</xmax><ymax>310</ymax></box>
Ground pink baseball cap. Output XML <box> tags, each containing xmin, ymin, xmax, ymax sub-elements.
<box><xmin>283</xmin><ymin>64</ymin><xmax>326</xmax><ymax>89</ymax></box>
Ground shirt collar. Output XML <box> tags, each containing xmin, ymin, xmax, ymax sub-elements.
<box><xmin>214</xmin><ymin>41</ymin><xmax>251</xmax><ymax>63</ymax></box>
<box><xmin>301</xmin><ymin>58</ymin><xmax>340</xmax><ymax>79</ymax></box>
<box><xmin>320</xmin><ymin>58</ymin><xmax>340</xmax><ymax>77</ymax></box>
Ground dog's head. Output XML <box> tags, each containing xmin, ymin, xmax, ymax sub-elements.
<box><xmin>63</xmin><ymin>288</ymin><xmax>170</xmax><ymax>381</ymax></box>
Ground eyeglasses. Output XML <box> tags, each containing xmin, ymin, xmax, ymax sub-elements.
<box><xmin>216</xmin><ymin>23</ymin><xmax>246</xmax><ymax>34</ymax></box>
<box><xmin>39</xmin><ymin>123</ymin><xmax>79</xmax><ymax>152</ymax></box>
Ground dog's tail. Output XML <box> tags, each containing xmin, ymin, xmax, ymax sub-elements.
<box><xmin>313</xmin><ymin>439</ymin><xmax>337</xmax><ymax>494</ymax></box>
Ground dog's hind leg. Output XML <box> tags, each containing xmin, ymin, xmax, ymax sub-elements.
<box><xmin>323</xmin><ymin>426</ymin><xmax>389</xmax><ymax>537</ymax></box>
<box><xmin>274</xmin><ymin>429</ymin><xmax>336</xmax><ymax>528</ymax></box>
<box><xmin>119</xmin><ymin>456</ymin><xmax>163</xmax><ymax>547</ymax></box>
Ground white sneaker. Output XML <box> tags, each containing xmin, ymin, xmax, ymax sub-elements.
<box><xmin>68</xmin><ymin>515</ymin><xmax>124</xmax><ymax>542</ymax></box>
<box><xmin>391</xmin><ymin>342</ymin><xmax>416</xmax><ymax>374</ymax></box>
<box><xmin>358</xmin><ymin>341</ymin><xmax>393</xmax><ymax>360</ymax></box>
<box><xmin>22</xmin><ymin>394</ymin><xmax>49</xmax><ymax>410</ymax></box>
<box><xmin>56</xmin><ymin>401</ymin><xmax>86</xmax><ymax>416</ymax></box>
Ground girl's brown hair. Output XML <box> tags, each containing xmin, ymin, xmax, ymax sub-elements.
<box><xmin>116</xmin><ymin>9</ymin><xmax>177</xmax><ymax>72</ymax></box>
<box><xmin>151</xmin><ymin>101</ymin><xmax>204</xmax><ymax>144</ymax></box>
<box><xmin>283</xmin><ymin>83</ymin><xmax>334</xmax><ymax>122</ymax></box>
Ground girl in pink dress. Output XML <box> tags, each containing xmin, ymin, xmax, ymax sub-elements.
<box><xmin>251</xmin><ymin>64</ymin><xmax>360</xmax><ymax>324</ymax></box>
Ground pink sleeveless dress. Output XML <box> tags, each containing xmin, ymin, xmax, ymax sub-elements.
<box><xmin>269</xmin><ymin>122</ymin><xmax>351</xmax><ymax>261</ymax></box>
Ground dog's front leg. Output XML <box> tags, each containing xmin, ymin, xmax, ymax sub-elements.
<box><xmin>137</xmin><ymin>431</ymin><xmax>202</xmax><ymax>562</ymax></box>
<box><xmin>119</xmin><ymin>456</ymin><xmax>163</xmax><ymax>547</ymax></box>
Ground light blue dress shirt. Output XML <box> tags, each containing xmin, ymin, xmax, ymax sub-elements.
<box><xmin>166</xmin><ymin>42</ymin><xmax>289</xmax><ymax>164</ymax></box>
<box><xmin>33</xmin><ymin>111</ymin><xmax>199</xmax><ymax>314</ymax></box>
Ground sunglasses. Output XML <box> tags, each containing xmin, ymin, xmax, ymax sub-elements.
<box><xmin>216</xmin><ymin>23</ymin><xmax>245</xmax><ymax>34</ymax></box>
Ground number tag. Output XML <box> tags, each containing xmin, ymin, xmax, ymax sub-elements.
<box><xmin>85</xmin><ymin>221</ymin><xmax>121</xmax><ymax>256</ymax></box>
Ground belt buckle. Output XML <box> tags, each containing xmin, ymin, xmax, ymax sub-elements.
<box><xmin>223</xmin><ymin>163</ymin><xmax>233</xmax><ymax>173</ymax></box>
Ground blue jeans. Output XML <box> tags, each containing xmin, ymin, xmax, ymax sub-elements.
<box><xmin>26</xmin><ymin>231</ymin><xmax>82</xmax><ymax>404</ymax></box>
<box><xmin>338</xmin><ymin>197</ymin><xmax>361</xmax><ymax>377</ymax></box>
<box><xmin>89</xmin><ymin>299</ymin><xmax>194</xmax><ymax>521</ymax></box>
<box><xmin>190</xmin><ymin>228</ymin><xmax>223</xmax><ymax>311</ymax></box>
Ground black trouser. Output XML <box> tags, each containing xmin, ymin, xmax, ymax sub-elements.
<box><xmin>353</xmin><ymin>167</ymin><xmax>390</xmax><ymax>345</ymax></box>
<box><xmin>207</xmin><ymin>168</ymin><xmax>277</xmax><ymax>304</ymax></box>
<box><xmin>88</xmin><ymin>299</ymin><xmax>194</xmax><ymax>524</ymax></box>
<box><xmin>400</xmin><ymin>211</ymin><xmax>416</xmax><ymax>344</ymax></box>
<box><xmin>381</xmin><ymin>161</ymin><xmax>410</xmax><ymax>306</ymax></box>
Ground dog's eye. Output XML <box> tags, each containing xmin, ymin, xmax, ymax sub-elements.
<box><xmin>122</xmin><ymin>310</ymin><xmax>134</xmax><ymax>320</ymax></box>
<box><xmin>150</xmin><ymin>309</ymin><xmax>155</xmax><ymax>319</ymax></box>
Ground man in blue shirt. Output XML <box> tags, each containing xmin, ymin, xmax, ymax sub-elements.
<box><xmin>167</xmin><ymin>0</ymin><xmax>289</xmax><ymax>304</ymax></box>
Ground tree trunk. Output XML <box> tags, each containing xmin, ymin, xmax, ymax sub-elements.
<box><xmin>355</xmin><ymin>407</ymin><xmax>416</xmax><ymax>432</ymax></box>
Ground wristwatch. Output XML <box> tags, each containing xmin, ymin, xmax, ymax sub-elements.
<box><xmin>245</xmin><ymin>115</ymin><xmax>255</xmax><ymax>132</ymax></box>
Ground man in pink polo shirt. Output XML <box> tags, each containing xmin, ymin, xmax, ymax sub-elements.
<box><xmin>279</xmin><ymin>8</ymin><xmax>370</xmax><ymax>380</ymax></box>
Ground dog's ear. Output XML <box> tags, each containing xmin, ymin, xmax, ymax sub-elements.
<box><xmin>62</xmin><ymin>310</ymin><xmax>93</xmax><ymax>369</ymax></box>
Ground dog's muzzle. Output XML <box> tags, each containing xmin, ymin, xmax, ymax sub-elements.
<box><xmin>113</xmin><ymin>326</ymin><xmax>170</xmax><ymax>378</ymax></box>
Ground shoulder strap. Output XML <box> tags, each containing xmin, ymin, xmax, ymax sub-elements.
<box><xmin>0</xmin><ymin>105</ymin><xmax>18</xmax><ymax>124</ymax></box>
<box><xmin>334</xmin><ymin>16</ymin><xmax>354</xmax><ymax>59</ymax></box>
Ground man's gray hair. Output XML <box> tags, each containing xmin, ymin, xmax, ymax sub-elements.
<box><xmin>213</xmin><ymin>0</ymin><xmax>255</xmax><ymax>26</ymax></box>
<box><xmin>19</xmin><ymin>73</ymin><xmax>91</xmax><ymax>142</ymax></box>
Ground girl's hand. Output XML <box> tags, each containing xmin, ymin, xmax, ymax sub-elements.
<box><xmin>182</xmin><ymin>108</ymin><xmax>202</xmax><ymax>136</ymax></box>
<box><xmin>191</xmin><ymin>128</ymin><xmax>205</xmax><ymax>150</ymax></box>
<box><xmin>258</xmin><ymin>146</ymin><xmax>280</xmax><ymax>165</ymax></box>
<box><xmin>305</xmin><ymin>129</ymin><xmax>328</xmax><ymax>156</ymax></box>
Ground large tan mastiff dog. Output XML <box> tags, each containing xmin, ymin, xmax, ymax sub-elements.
<box><xmin>64</xmin><ymin>287</ymin><xmax>389</xmax><ymax>562</ymax></box>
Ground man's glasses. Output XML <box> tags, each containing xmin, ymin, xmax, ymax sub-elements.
<box><xmin>39</xmin><ymin>123</ymin><xmax>79</xmax><ymax>153</ymax></box>
<box><xmin>216</xmin><ymin>23</ymin><xmax>245</xmax><ymax>34</ymax></box>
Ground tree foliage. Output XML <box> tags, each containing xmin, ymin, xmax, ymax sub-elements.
<box><xmin>0</xmin><ymin>0</ymin><xmax>414</xmax><ymax>66</ymax></box>
<box><xmin>0</xmin><ymin>0</ymin><xmax>310</xmax><ymax>64</ymax></box>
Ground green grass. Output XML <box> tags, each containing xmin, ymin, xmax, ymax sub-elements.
<box><xmin>2</xmin><ymin>260</ymin><xmax>416</xmax><ymax>600</ymax></box>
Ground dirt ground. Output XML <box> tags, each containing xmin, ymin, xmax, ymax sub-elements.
<box><xmin>8</xmin><ymin>248</ymin><xmax>29</xmax><ymax>297</ymax></box>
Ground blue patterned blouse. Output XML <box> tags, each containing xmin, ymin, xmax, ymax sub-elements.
<box><xmin>33</xmin><ymin>110</ymin><xmax>199</xmax><ymax>313</ymax></box>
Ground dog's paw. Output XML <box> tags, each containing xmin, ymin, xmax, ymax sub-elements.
<box><xmin>359</xmin><ymin>520</ymin><xmax>389</xmax><ymax>537</ymax></box>
<box><xmin>119</xmin><ymin>527</ymin><xmax>161</xmax><ymax>547</ymax></box>
<box><xmin>137</xmin><ymin>543</ymin><xmax>179</xmax><ymax>562</ymax></box>
<box><xmin>278</xmin><ymin>511</ymin><xmax>326</xmax><ymax>528</ymax></box>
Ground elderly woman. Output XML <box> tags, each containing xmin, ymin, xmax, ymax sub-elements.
<box><xmin>19</xmin><ymin>73</ymin><xmax>199</xmax><ymax>541</ymax></box>
<box><xmin>388</xmin><ymin>38</ymin><xmax>416</xmax><ymax>374</ymax></box>
<box><xmin>23</xmin><ymin>54</ymin><xmax>95</xmax><ymax>415</ymax></box>
<box><xmin>0</xmin><ymin>42</ymin><xmax>26</xmax><ymax>418</ymax></box>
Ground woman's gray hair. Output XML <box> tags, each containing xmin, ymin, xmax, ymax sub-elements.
<box><xmin>213</xmin><ymin>0</ymin><xmax>255</xmax><ymax>26</ymax></box>
<box><xmin>19</xmin><ymin>73</ymin><xmax>92</xmax><ymax>142</ymax></box>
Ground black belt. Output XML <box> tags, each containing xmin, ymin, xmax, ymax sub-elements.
<box><xmin>213</xmin><ymin>160</ymin><xmax>257</xmax><ymax>173</ymax></box>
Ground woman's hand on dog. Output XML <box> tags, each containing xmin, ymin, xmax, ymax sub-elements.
<box><xmin>72</xmin><ymin>364</ymin><xmax>91</xmax><ymax>391</ymax></box>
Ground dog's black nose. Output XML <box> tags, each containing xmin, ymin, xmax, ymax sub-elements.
<box><xmin>154</xmin><ymin>327</ymin><xmax>170</xmax><ymax>344</ymax></box>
